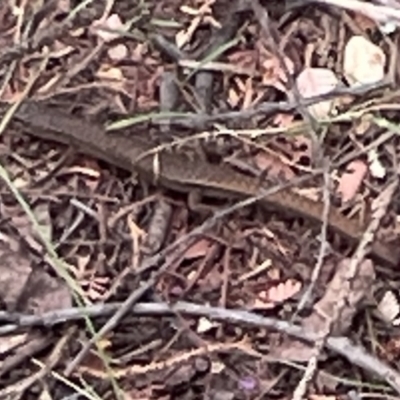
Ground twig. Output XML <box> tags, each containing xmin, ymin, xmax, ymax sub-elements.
<box><xmin>4</xmin><ymin>301</ymin><xmax>400</xmax><ymax>393</ymax></box>
<box><xmin>155</xmin><ymin>80</ymin><xmax>390</xmax><ymax>129</ymax></box>
<box><xmin>309</xmin><ymin>0</ymin><xmax>400</xmax><ymax>26</ymax></box>
<box><xmin>250</xmin><ymin>0</ymin><xmax>321</xmax><ymax>162</ymax></box>
<box><xmin>294</xmin><ymin>160</ymin><xmax>331</xmax><ymax>313</ymax></box>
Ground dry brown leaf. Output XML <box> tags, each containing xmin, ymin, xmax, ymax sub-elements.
<box><xmin>15</xmin><ymin>269</ymin><xmax>72</xmax><ymax>315</ymax></box>
<box><xmin>309</xmin><ymin>258</ymin><xmax>375</xmax><ymax>334</ymax></box>
<box><xmin>183</xmin><ymin>239</ymin><xmax>213</xmax><ymax>260</ymax></box>
<box><xmin>252</xmin><ymin>279</ymin><xmax>301</xmax><ymax>310</ymax></box>
<box><xmin>344</xmin><ymin>35</ymin><xmax>386</xmax><ymax>86</ymax></box>
<box><xmin>256</xmin><ymin>39</ymin><xmax>294</xmax><ymax>92</ymax></box>
<box><xmin>227</xmin><ymin>50</ymin><xmax>257</xmax><ymax>73</ymax></box>
<box><xmin>260</xmin><ymin>55</ymin><xmax>294</xmax><ymax>92</ymax></box>
<box><xmin>8</xmin><ymin>203</ymin><xmax>52</xmax><ymax>254</ymax></box>
<box><xmin>267</xmin><ymin>279</ymin><xmax>301</xmax><ymax>303</ymax></box>
<box><xmin>296</xmin><ymin>67</ymin><xmax>339</xmax><ymax>119</ymax></box>
<box><xmin>254</xmin><ymin>152</ymin><xmax>295</xmax><ymax>181</ymax></box>
<box><xmin>270</xmin><ymin>258</ymin><xmax>375</xmax><ymax>361</ymax></box>
<box><xmin>337</xmin><ymin>160</ymin><xmax>368</xmax><ymax>203</ymax></box>
<box><xmin>0</xmin><ymin>240</ymin><xmax>32</xmax><ymax>311</ymax></box>
<box><xmin>251</xmin><ymin>294</ymin><xmax>275</xmax><ymax>310</ymax></box>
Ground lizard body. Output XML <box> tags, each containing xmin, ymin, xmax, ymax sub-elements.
<box><xmin>8</xmin><ymin>102</ymin><xmax>400</xmax><ymax>267</ymax></box>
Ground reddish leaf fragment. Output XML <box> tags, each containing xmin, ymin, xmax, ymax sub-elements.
<box><xmin>337</xmin><ymin>160</ymin><xmax>367</xmax><ymax>203</ymax></box>
<box><xmin>267</xmin><ymin>279</ymin><xmax>301</xmax><ymax>303</ymax></box>
<box><xmin>183</xmin><ymin>239</ymin><xmax>213</xmax><ymax>260</ymax></box>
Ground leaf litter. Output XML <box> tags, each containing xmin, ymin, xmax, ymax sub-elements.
<box><xmin>1</xmin><ymin>0</ymin><xmax>400</xmax><ymax>399</ymax></box>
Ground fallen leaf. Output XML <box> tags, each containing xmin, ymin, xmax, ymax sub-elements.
<box><xmin>108</xmin><ymin>44</ymin><xmax>128</xmax><ymax>61</ymax></box>
<box><xmin>344</xmin><ymin>35</ymin><xmax>386</xmax><ymax>86</ymax></box>
<box><xmin>269</xmin><ymin>258</ymin><xmax>375</xmax><ymax>361</ymax></box>
<box><xmin>296</xmin><ymin>67</ymin><xmax>339</xmax><ymax>119</ymax></box>
<box><xmin>377</xmin><ymin>290</ymin><xmax>400</xmax><ymax>325</ymax></box>
<box><xmin>260</xmin><ymin>54</ymin><xmax>294</xmax><ymax>92</ymax></box>
<box><xmin>337</xmin><ymin>160</ymin><xmax>368</xmax><ymax>203</ymax></box>
<box><xmin>9</xmin><ymin>203</ymin><xmax>52</xmax><ymax>254</ymax></box>
<box><xmin>267</xmin><ymin>279</ymin><xmax>302</xmax><ymax>303</ymax></box>
<box><xmin>254</xmin><ymin>152</ymin><xmax>295</xmax><ymax>181</ymax></box>
<box><xmin>309</xmin><ymin>258</ymin><xmax>375</xmax><ymax>334</ymax></box>
<box><xmin>15</xmin><ymin>269</ymin><xmax>72</xmax><ymax>315</ymax></box>
<box><xmin>0</xmin><ymin>239</ymin><xmax>32</xmax><ymax>311</ymax></box>
<box><xmin>183</xmin><ymin>239</ymin><xmax>213</xmax><ymax>260</ymax></box>
<box><xmin>251</xmin><ymin>294</ymin><xmax>275</xmax><ymax>310</ymax></box>
<box><xmin>251</xmin><ymin>279</ymin><xmax>302</xmax><ymax>310</ymax></box>
<box><xmin>227</xmin><ymin>50</ymin><xmax>257</xmax><ymax>74</ymax></box>
<box><xmin>92</xmin><ymin>14</ymin><xmax>124</xmax><ymax>42</ymax></box>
